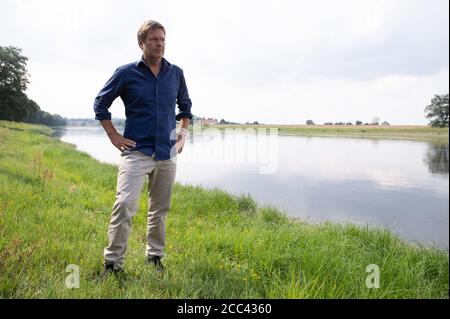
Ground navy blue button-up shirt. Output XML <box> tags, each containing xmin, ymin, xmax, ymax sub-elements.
<box><xmin>93</xmin><ymin>57</ymin><xmax>193</xmax><ymax>160</ymax></box>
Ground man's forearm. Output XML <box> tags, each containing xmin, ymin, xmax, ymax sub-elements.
<box><xmin>177</xmin><ymin>118</ymin><xmax>190</xmax><ymax>143</ymax></box>
<box><xmin>100</xmin><ymin>120</ymin><xmax>118</xmax><ymax>136</ymax></box>
<box><xmin>100</xmin><ymin>120</ymin><xmax>135</xmax><ymax>151</ymax></box>
<box><xmin>180</xmin><ymin>118</ymin><xmax>190</xmax><ymax>130</ymax></box>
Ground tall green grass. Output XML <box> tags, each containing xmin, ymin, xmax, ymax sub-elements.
<box><xmin>0</xmin><ymin>120</ymin><xmax>448</xmax><ymax>298</ymax></box>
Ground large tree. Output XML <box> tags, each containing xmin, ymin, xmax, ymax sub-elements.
<box><xmin>425</xmin><ymin>94</ymin><xmax>449</xmax><ymax>128</ymax></box>
<box><xmin>0</xmin><ymin>45</ymin><xmax>66</xmax><ymax>126</ymax></box>
<box><xmin>0</xmin><ymin>92</ymin><xmax>38</xmax><ymax>121</ymax></box>
<box><xmin>0</xmin><ymin>46</ymin><xmax>29</xmax><ymax>94</ymax></box>
<box><xmin>0</xmin><ymin>46</ymin><xmax>31</xmax><ymax>121</ymax></box>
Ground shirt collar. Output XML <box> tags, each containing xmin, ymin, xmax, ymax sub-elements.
<box><xmin>136</xmin><ymin>56</ymin><xmax>171</xmax><ymax>71</ymax></box>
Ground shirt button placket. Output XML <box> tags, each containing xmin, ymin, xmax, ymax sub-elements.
<box><xmin>155</xmin><ymin>80</ymin><xmax>158</xmax><ymax>158</ymax></box>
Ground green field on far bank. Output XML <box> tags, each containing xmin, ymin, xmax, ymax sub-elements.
<box><xmin>205</xmin><ymin>124</ymin><xmax>449</xmax><ymax>143</ymax></box>
<box><xmin>0</xmin><ymin>120</ymin><xmax>448</xmax><ymax>298</ymax></box>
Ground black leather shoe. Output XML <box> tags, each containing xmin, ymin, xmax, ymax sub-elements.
<box><xmin>99</xmin><ymin>263</ymin><xmax>123</xmax><ymax>279</ymax></box>
<box><xmin>146</xmin><ymin>255</ymin><xmax>165</xmax><ymax>272</ymax></box>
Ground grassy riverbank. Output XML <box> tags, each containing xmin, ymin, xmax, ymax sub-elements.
<box><xmin>0</xmin><ymin>120</ymin><xmax>448</xmax><ymax>298</ymax></box>
<box><xmin>208</xmin><ymin>124</ymin><xmax>449</xmax><ymax>143</ymax></box>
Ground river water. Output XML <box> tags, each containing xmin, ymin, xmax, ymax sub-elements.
<box><xmin>57</xmin><ymin>126</ymin><xmax>449</xmax><ymax>248</ymax></box>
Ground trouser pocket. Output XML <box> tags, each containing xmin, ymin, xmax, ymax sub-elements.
<box><xmin>120</xmin><ymin>150</ymin><xmax>136</xmax><ymax>157</ymax></box>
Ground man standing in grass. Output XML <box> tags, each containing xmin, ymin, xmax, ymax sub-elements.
<box><xmin>93</xmin><ymin>20</ymin><xmax>192</xmax><ymax>275</ymax></box>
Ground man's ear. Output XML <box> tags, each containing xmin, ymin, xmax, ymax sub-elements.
<box><xmin>138</xmin><ymin>42</ymin><xmax>143</xmax><ymax>50</ymax></box>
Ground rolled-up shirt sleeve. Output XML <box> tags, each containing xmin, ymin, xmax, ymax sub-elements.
<box><xmin>176</xmin><ymin>69</ymin><xmax>193</xmax><ymax>121</ymax></box>
<box><xmin>93</xmin><ymin>68</ymin><xmax>124</xmax><ymax>120</ymax></box>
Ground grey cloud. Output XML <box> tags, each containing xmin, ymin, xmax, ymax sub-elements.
<box><xmin>190</xmin><ymin>0</ymin><xmax>449</xmax><ymax>85</ymax></box>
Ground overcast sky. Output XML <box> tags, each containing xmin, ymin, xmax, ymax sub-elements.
<box><xmin>1</xmin><ymin>0</ymin><xmax>448</xmax><ymax>124</ymax></box>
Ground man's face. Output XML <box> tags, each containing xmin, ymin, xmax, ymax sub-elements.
<box><xmin>140</xmin><ymin>28</ymin><xmax>165</xmax><ymax>61</ymax></box>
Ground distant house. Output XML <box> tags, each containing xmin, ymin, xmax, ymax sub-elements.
<box><xmin>201</xmin><ymin>117</ymin><xmax>218</xmax><ymax>125</ymax></box>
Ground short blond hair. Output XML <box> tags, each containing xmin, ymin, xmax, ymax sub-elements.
<box><xmin>137</xmin><ymin>20</ymin><xmax>166</xmax><ymax>45</ymax></box>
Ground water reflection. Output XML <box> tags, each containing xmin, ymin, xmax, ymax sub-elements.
<box><xmin>424</xmin><ymin>143</ymin><xmax>449</xmax><ymax>175</ymax></box>
<box><xmin>50</xmin><ymin>126</ymin><xmax>67</xmax><ymax>138</ymax></box>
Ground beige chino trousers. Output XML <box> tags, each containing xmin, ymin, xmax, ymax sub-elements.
<box><xmin>103</xmin><ymin>150</ymin><xmax>177</xmax><ymax>268</ymax></box>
